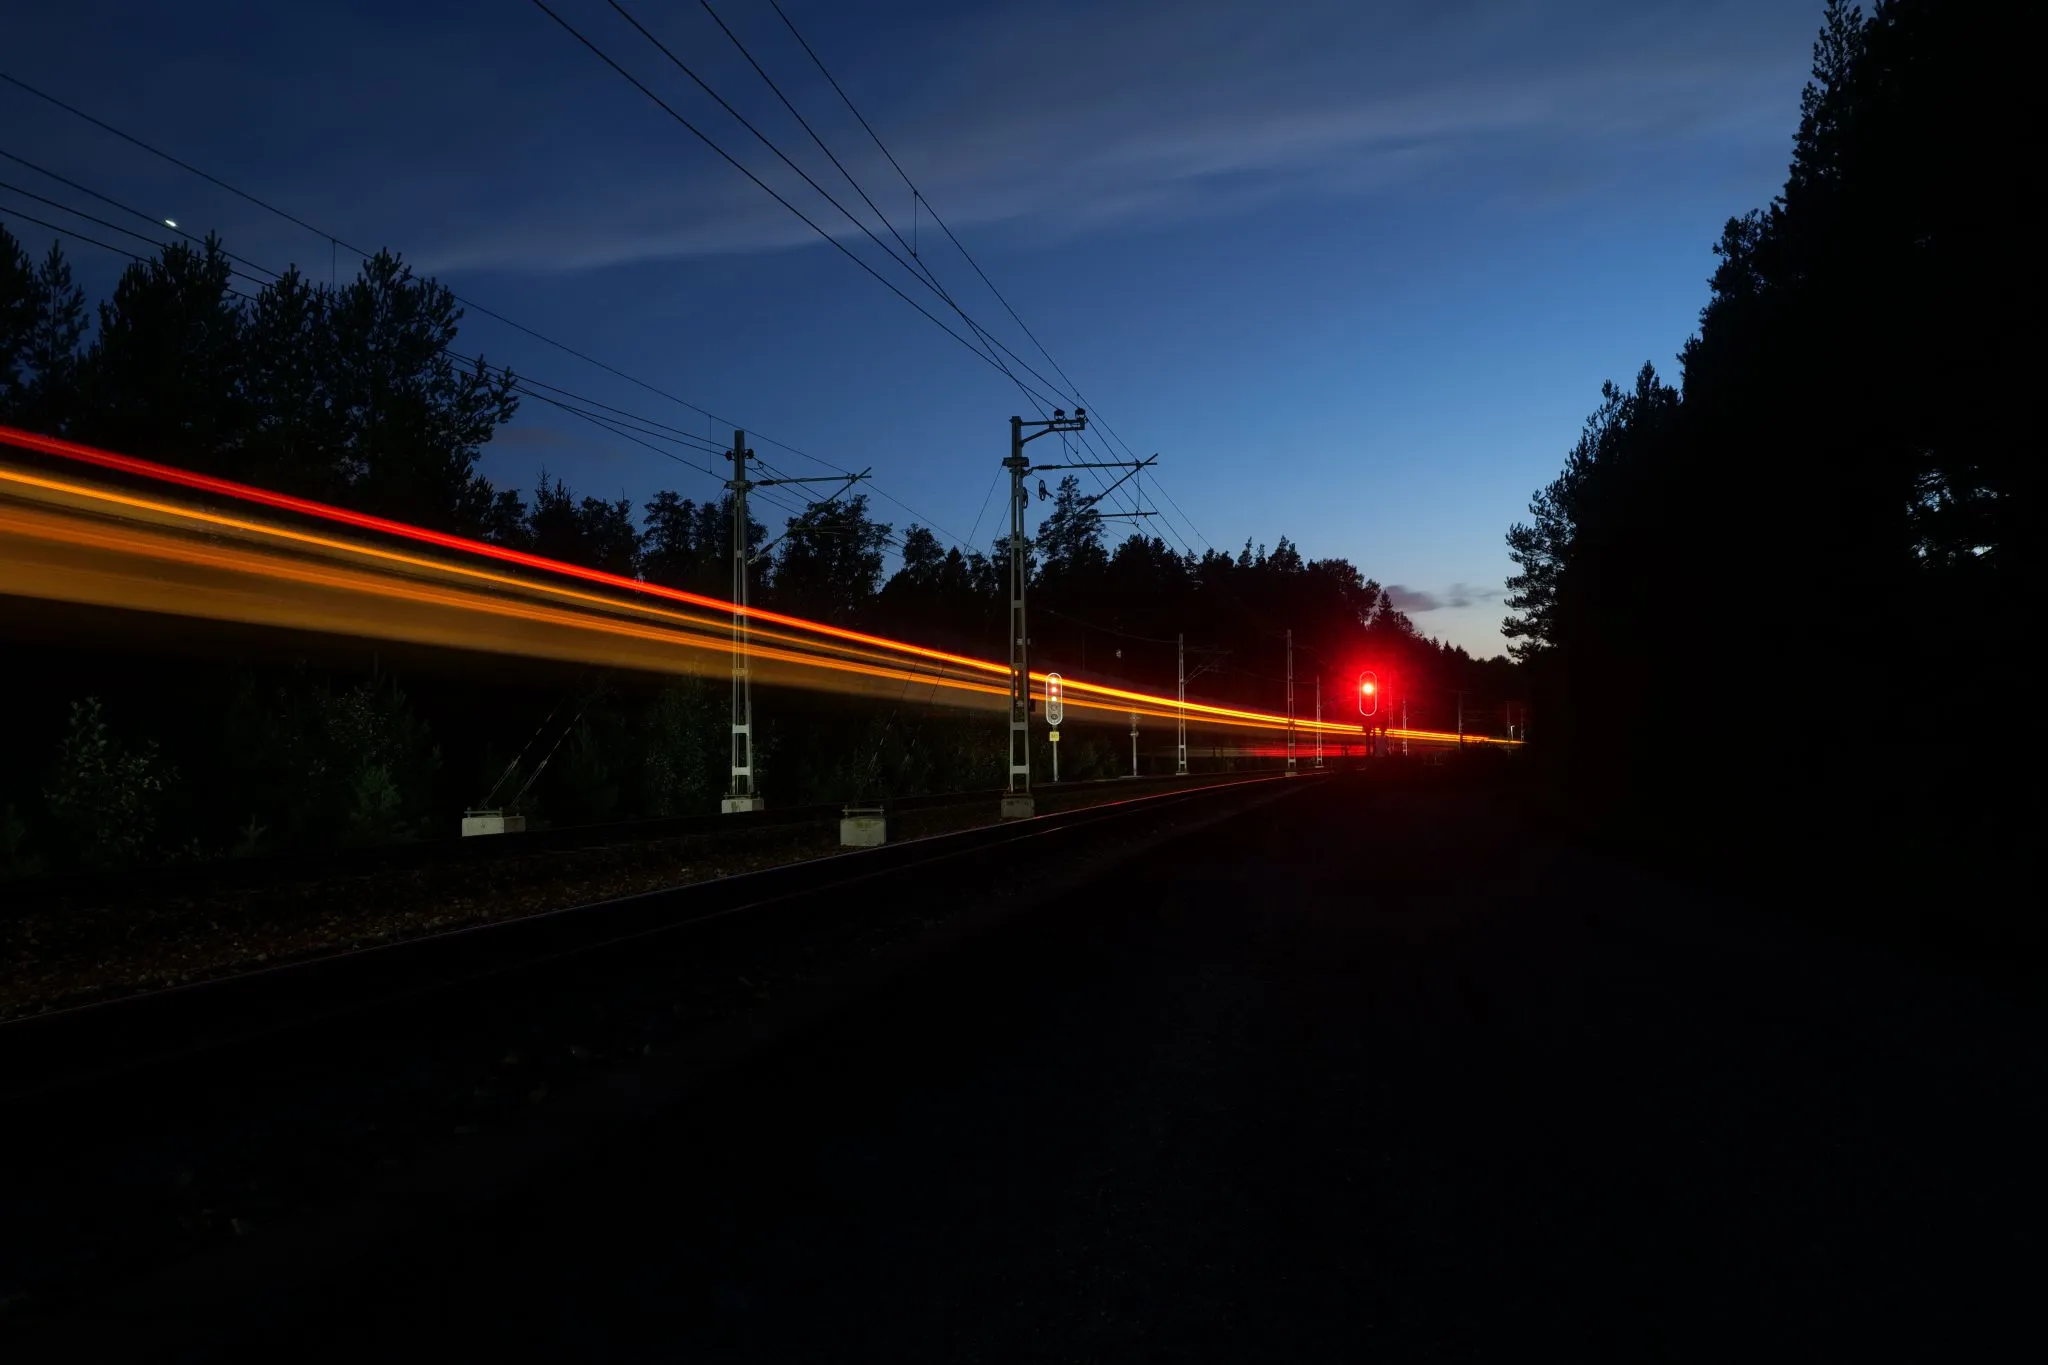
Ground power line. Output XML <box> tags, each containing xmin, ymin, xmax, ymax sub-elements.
<box><xmin>0</xmin><ymin>170</ymin><xmax>740</xmax><ymax>474</ymax></box>
<box><xmin>0</xmin><ymin>202</ymin><xmax>1190</xmax><ymax>577</ymax></box>
<box><xmin>1</xmin><ymin>69</ymin><xmax>731</xmax><ymax>432</ymax></box>
<box><xmin>5</xmin><ymin>172</ymin><xmax>721</xmax><ymax>524</ymax></box>
<box><xmin>540</xmin><ymin>2</ymin><xmax>1135</xmax><ymax>548</ymax></box>
<box><xmin>0</xmin><ymin>133</ymin><xmax>989</xmax><ymax>545</ymax></box>
<box><xmin>0</xmin><ymin>182</ymin><xmax>960</xmax><ymax>561</ymax></box>
<box><xmin>865</xmin><ymin>484</ymin><xmax>972</xmax><ymax>555</ymax></box>
<box><xmin>751</xmin><ymin>0</ymin><xmax>1133</xmax><ymax>526</ymax></box>
<box><xmin>0</xmin><ymin>70</ymin><xmax>342</xmax><ymax>250</ymax></box>
<box><xmin>751</xmin><ymin>3</ymin><xmax>1169</xmax><ymax>536</ymax></box>
<box><xmin>0</xmin><ymin>200</ymin><xmax>269</xmax><ymax>320</ymax></box>
<box><xmin>0</xmin><ymin>183</ymin><xmax>751</xmax><ymax>514</ymax></box>
<box><xmin>531</xmin><ymin>1</ymin><xmax>1066</xmax><ymax>414</ymax></box>
<box><xmin>1154</xmin><ymin>478</ymin><xmax>1209</xmax><ymax>553</ymax></box>
<box><xmin>492</xmin><ymin>369</ymin><xmax>729</xmax><ymax>456</ymax></box>
<box><xmin>1037</xmin><ymin>605</ymin><xmax>1221</xmax><ymax>651</ymax></box>
<box><xmin>525</xmin><ymin>393</ymin><xmax>723</xmax><ymax>484</ymax></box>
<box><xmin>0</xmin><ymin>176</ymin><xmax>276</xmax><ymax>288</ymax></box>
<box><xmin>532</xmin><ymin>396</ymin><xmax>818</xmax><ymax>530</ymax></box>
<box><xmin>1</xmin><ymin>63</ymin><xmax>1035</xmax><ymax>560</ymax></box>
<box><xmin>748</xmin><ymin>444</ymin><xmax>972</xmax><ymax>555</ymax></box>
<box><xmin>0</xmin><ymin>146</ymin><xmax>213</xmax><ymax>249</ymax></box>
<box><xmin>4</xmin><ymin>200</ymin><xmax>900</xmax><ymax>571</ymax></box>
<box><xmin>594</xmin><ymin>1</ymin><xmax>1152</xmax><ymax>539</ymax></box>
<box><xmin>695</xmin><ymin>0</ymin><xmax>929</xmax><ymax>291</ymax></box>
<box><xmin>559</xmin><ymin>7</ymin><xmax>1126</xmax><ymax>546</ymax></box>
<box><xmin>964</xmin><ymin>464</ymin><xmax>1004</xmax><ymax>550</ymax></box>
<box><xmin>0</xmin><ymin>202</ymin><xmax>185</xmax><ymax>278</ymax></box>
<box><xmin>610</xmin><ymin>0</ymin><xmax>1033</xmax><ymax>393</ymax></box>
<box><xmin>763</xmin><ymin>0</ymin><xmax>1199</xmax><ymax>546</ymax></box>
<box><xmin>0</xmin><ymin>70</ymin><xmax>870</xmax><ymax>487</ymax></box>
<box><xmin>679</xmin><ymin>0</ymin><xmax>1089</xmax><ymax>427</ymax></box>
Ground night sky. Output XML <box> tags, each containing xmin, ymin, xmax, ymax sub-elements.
<box><xmin>2</xmin><ymin>0</ymin><xmax>1820</xmax><ymax>656</ymax></box>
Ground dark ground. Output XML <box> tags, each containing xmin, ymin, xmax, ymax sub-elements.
<box><xmin>32</xmin><ymin>770</ymin><xmax>2048</xmax><ymax>1359</ymax></box>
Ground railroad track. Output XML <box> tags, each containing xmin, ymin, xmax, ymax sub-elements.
<box><xmin>1</xmin><ymin>766</ymin><xmax>1262</xmax><ymax>912</ymax></box>
<box><xmin>0</xmin><ymin>771</ymin><xmax>1299</xmax><ymax>1102</ymax></box>
<box><xmin>0</xmin><ymin>770</ymin><xmax>1321</xmax><ymax>1334</ymax></box>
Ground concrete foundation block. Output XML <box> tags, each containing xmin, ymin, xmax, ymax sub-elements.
<box><xmin>721</xmin><ymin>795</ymin><xmax>766</xmax><ymax>814</ymax></box>
<box><xmin>461</xmin><ymin>810</ymin><xmax>526</xmax><ymax>837</ymax></box>
<box><xmin>999</xmin><ymin>794</ymin><xmax>1036</xmax><ymax>821</ymax></box>
<box><xmin>840</xmin><ymin>807</ymin><xmax>887</xmax><ymax>847</ymax></box>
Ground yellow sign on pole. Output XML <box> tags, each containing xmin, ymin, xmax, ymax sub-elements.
<box><xmin>1049</xmin><ymin>729</ymin><xmax>1060</xmax><ymax>743</ymax></box>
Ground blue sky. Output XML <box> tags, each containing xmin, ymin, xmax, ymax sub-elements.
<box><xmin>1</xmin><ymin>0</ymin><xmax>1822</xmax><ymax>657</ymax></box>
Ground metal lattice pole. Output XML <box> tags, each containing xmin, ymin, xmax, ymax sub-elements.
<box><xmin>1315</xmin><ymin>676</ymin><xmax>1323</xmax><ymax>768</ymax></box>
<box><xmin>1177</xmin><ymin>632</ymin><xmax>1188</xmax><ymax>776</ymax></box>
<box><xmin>1006</xmin><ymin>419</ymin><xmax>1031</xmax><ymax>801</ymax></box>
<box><xmin>998</xmin><ymin>409</ymin><xmax>1119</xmax><ymax>817</ymax></box>
<box><xmin>724</xmin><ymin>430</ymin><xmax>761</xmax><ymax>813</ymax></box>
<box><xmin>1285</xmin><ymin>629</ymin><xmax>1296</xmax><ymax>774</ymax></box>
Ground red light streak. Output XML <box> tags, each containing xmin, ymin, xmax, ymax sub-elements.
<box><xmin>1</xmin><ymin>425</ymin><xmax>1519</xmax><ymax>746</ymax></box>
<box><xmin>0</xmin><ymin>423</ymin><xmax>1006</xmax><ymax>679</ymax></box>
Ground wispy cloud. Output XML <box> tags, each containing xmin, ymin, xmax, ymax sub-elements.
<box><xmin>1387</xmin><ymin>581</ymin><xmax>1503</xmax><ymax>613</ymax></box>
<box><xmin>382</xmin><ymin>0</ymin><xmax>1811</xmax><ymax>275</ymax></box>
<box><xmin>1386</xmin><ymin>585</ymin><xmax>1443</xmax><ymax>612</ymax></box>
<box><xmin>2</xmin><ymin>0</ymin><xmax>1814</xmax><ymax>279</ymax></box>
<box><xmin>1446</xmin><ymin>582</ymin><xmax>1504</xmax><ymax>610</ymax></box>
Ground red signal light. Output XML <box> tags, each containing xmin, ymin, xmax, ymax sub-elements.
<box><xmin>1358</xmin><ymin>670</ymin><xmax>1378</xmax><ymax>717</ymax></box>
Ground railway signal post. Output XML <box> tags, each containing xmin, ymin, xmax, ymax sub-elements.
<box><xmin>999</xmin><ymin>411</ymin><xmax>1151</xmax><ymax>818</ymax></box>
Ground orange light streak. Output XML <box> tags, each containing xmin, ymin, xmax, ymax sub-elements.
<box><xmin>1384</xmin><ymin>728</ymin><xmax>1520</xmax><ymax>747</ymax></box>
<box><xmin>0</xmin><ymin>463</ymin><xmax>991</xmax><ymax>685</ymax></box>
<box><xmin>0</xmin><ymin>463</ymin><xmax>1352</xmax><ymax>734</ymax></box>
<box><xmin>0</xmin><ymin>477</ymin><xmax>1292</xmax><ymax>730</ymax></box>
<box><xmin>0</xmin><ymin>423</ymin><xmax>1006</xmax><ymax>678</ymax></box>
<box><xmin>0</xmin><ymin>497</ymin><xmax>1021</xmax><ymax>707</ymax></box>
<box><xmin>0</xmin><ymin>429</ymin><xmax>1520</xmax><ymax>745</ymax></box>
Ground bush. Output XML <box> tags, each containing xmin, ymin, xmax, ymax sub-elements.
<box><xmin>0</xmin><ymin>802</ymin><xmax>42</xmax><ymax>879</ymax></box>
<box><xmin>641</xmin><ymin>679</ymin><xmax>723</xmax><ymax>815</ymax></box>
<box><xmin>43</xmin><ymin>697</ymin><xmax>176</xmax><ymax>868</ymax></box>
<box><xmin>345</xmin><ymin>762</ymin><xmax>409</xmax><ymax>846</ymax></box>
<box><xmin>216</xmin><ymin>669</ymin><xmax>441</xmax><ymax>849</ymax></box>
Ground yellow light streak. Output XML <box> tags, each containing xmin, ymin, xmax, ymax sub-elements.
<box><xmin>0</xmin><ymin>458</ymin><xmax>1516</xmax><ymax>745</ymax></box>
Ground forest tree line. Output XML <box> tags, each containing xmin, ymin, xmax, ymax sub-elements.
<box><xmin>1500</xmin><ymin>0</ymin><xmax>2031</xmax><ymax>914</ymax></box>
<box><xmin>0</xmin><ymin>224</ymin><xmax>1512</xmax><ymax>875</ymax></box>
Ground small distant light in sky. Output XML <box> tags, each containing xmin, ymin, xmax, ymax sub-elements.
<box><xmin>164</xmin><ymin>219</ymin><xmax>177</xmax><ymax>228</ymax></box>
